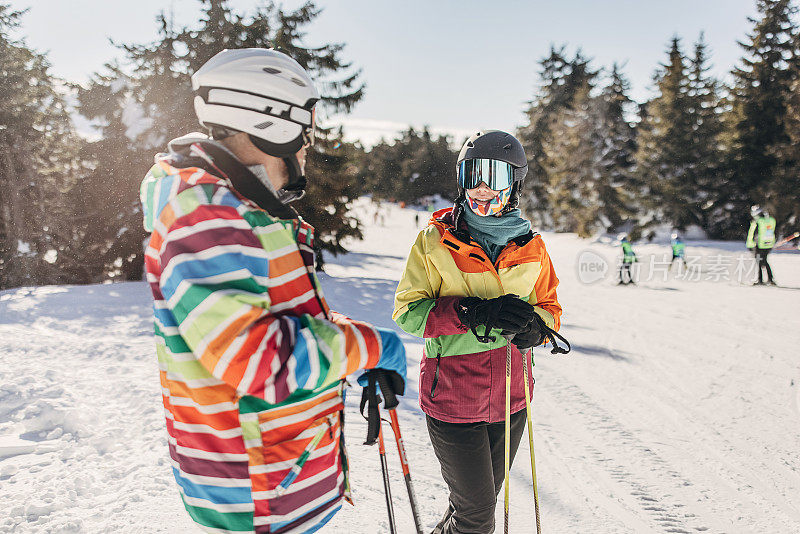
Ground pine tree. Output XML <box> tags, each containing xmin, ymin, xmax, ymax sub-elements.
<box><xmin>75</xmin><ymin>0</ymin><xmax>368</xmax><ymax>275</ymax></box>
<box><xmin>686</xmin><ymin>33</ymin><xmax>727</xmax><ymax>234</ymax></box>
<box><xmin>0</xmin><ymin>4</ymin><xmax>83</xmax><ymax>289</ymax></box>
<box><xmin>776</xmin><ymin>51</ymin><xmax>800</xmax><ymax>233</ymax></box>
<box><xmin>396</xmin><ymin>127</ymin><xmax>457</xmax><ymax>203</ymax></box>
<box><xmin>74</xmin><ymin>62</ymin><xmax>153</xmax><ymax>282</ymax></box>
<box><xmin>358</xmin><ymin>139</ymin><xmax>401</xmax><ymax>201</ymax></box>
<box><xmin>635</xmin><ymin>37</ymin><xmax>697</xmax><ymax>232</ymax></box>
<box><xmin>728</xmin><ymin>0</ymin><xmax>800</xmax><ymax>235</ymax></box>
<box><xmin>595</xmin><ymin>64</ymin><xmax>639</xmax><ymax>232</ymax></box>
<box><xmin>517</xmin><ymin>46</ymin><xmax>571</xmax><ymax>227</ymax></box>
<box><xmin>541</xmin><ymin>59</ymin><xmax>600</xmax><ymax>235</ymax></box>
<box><xmin>296</xmin><ymin>129</ymin><xmax>363</xmax><ymax>262</ymax></box>
<box><xmin>357</xmin><ymin>127</ymin><xmax>457</xmax><ymax>204</ymax></box>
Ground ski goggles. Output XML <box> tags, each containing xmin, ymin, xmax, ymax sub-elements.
<box><xmin>458</xmin><ymin>158</ymin><xmax>515</xmax><ymax>191</ymax></box>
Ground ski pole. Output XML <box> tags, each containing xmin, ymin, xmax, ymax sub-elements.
<box><xmin>378</xmin><ymin>422</ymin><xmax>398</xmax><ymax>534</ymax></box>
<box><xmin>774</xmin><ymin>231</ymin><xmax>800</xmax><ymax>248</ymax></box>
<box><xmin>504</xmin><ymin>340</ymin><xmax>512</xmax><ymax>534</ymax></box>
<box><xmin>521</xmin><ymin>346</ymin><xmax>542</xmax><ymax>534</ymax></box>
<box><xmin>376</xmin><ymin>372</ymin><xmax>424</xmax><ymax>534</ymax></box>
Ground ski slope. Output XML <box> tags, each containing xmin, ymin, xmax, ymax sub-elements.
<box><xmin>2</xmin><ymin>200</ymin><xmax>799</xmax><ymax>533</ymax></box>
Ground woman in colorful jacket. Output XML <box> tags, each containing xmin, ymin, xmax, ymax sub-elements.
<box><xmin>393</xmin><ymin>131</ymin><xmax>563</xmax><ymax>533</ymax></box>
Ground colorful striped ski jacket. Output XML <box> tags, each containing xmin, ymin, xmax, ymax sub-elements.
<box><xmin>140</xmin><ymin>136</ymin><xmax>402</xmax><ymax>533</ymax></box>
<box><xmin>393</xmin><ymin>206</ymin><xmax>562</xmax><ymax>423</ymax></box>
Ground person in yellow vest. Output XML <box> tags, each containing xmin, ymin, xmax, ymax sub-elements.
<box><xmin>746</xmin><ymin>205</ymin><xmax>777</xmax><ymax>285</ymax></box>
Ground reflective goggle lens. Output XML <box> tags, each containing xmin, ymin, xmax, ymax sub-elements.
<box><xmin>458</xmin><ymin>159</ymin><xmax>514</xmax><ymax>191</ymax></box>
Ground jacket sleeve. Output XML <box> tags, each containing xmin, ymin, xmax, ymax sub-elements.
<box><xmin>393</xmin><ymin>229</ymin><xmax>466</xmax><ymax>338</ymax></box>
<box><xmin>746</xmin><ymin>220</ymin><xmax>757</xmax><ymax>248</ymax></box>
<box><xmin>528</xmin><ymin>238</ymin><xmax>562</xmax><ymax>331</ymax></box>
<box><xmin>157</xmin><ymin>197</ymin><xmax>387</xmax><ymax>404</ymax></box>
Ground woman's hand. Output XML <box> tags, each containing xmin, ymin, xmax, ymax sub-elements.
<box><xmin>456</xmin><ymin>294</ymin><xmax>537</xmax><ymax>342</ymax></box>
<box><xmin>508</xmin><ymin>319</ymin><xmax>545</xmax><ymax>350</ymax></box>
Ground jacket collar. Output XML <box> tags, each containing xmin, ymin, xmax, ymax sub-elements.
<box><xmin>432</xmin><ymin>205</ymin><xmax>536</xmax><ymax>248</ymax></box>
<box><xmin>164</xmin><ymin>136</ymin><xmax>299</xmax><ymax>221</ymax></box>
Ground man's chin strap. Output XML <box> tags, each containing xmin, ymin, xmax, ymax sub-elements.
<box><xmin>280</xmin><ymin>156</ymin><xmax>307</xmax><ymax>203</ymax></box>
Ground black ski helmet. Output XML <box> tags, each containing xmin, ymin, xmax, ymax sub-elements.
<box><xmin>456</xmin><ymin>130</ymin><xmax>528</xmax><ymax>211</ymax></box>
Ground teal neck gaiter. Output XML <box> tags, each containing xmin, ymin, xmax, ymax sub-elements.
<box><xmin>461</xmin><ymin>201</ymin><xmax>532</xmax><ymax>263</ymax></box>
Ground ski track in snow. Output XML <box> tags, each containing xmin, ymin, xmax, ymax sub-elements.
<box><xmin>1</xmin><ymin>199</ymin><xmax>799</xmax><ymax>533</ymax></box>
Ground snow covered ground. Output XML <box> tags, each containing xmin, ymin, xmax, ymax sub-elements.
<box><xmin>2</xmin><ymin>199</ymin><xmax>800</xmax><ymax>533</ymax></box>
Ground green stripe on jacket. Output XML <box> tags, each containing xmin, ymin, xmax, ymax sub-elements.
<box><xmin>395</xmin><ymin>299</ymin><xmax>509</xmax><ymax>358</ymax></box>
<box><xmin>181</xmin><ymin>496</ymin><xmax>254</xmax><ymax>532</ymax></box>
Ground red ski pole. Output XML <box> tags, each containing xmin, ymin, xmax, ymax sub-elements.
<box><xmin>376</xmin><ymin>372</ymin><xmax>424</xmax><ymax>534</ymax></box>
<box><xmin>774</xmin><ymin>231</ymin><xmax>800</xmax><ymax>249</ymax></box>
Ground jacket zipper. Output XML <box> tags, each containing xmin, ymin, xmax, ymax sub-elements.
<box><xmin>430</xmin><ymin>353</ymin><xmax>442</xmax><ymax>399</ymax></box>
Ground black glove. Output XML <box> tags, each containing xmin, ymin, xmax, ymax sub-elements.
<box><xmin>359</xmin><ymin>368</ymin><xmax>404</xmax><ymax>445</ymax></box>
<box><xmin>510</xmin><ymin>319</ymin><xmax>545</xmax><ymax>350</ymax></box>
<box><xmin>457</xmin><ymin>294</ymin><xmax>537</xmax><ymax>343</ymax></box>
<box><xmin>512</xmin><ymin>313</ymin><xmax>572</xmax><ymax>355</ymax></box>
<box><xmin>375</xmin><ymin>368</ymin><xmax>405</xmax><ymax>404</ymax></box>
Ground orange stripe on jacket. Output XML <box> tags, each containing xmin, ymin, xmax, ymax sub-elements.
<box><xmin>256</xmin><ymin>388</ymin><xmax>341</xmax><ymax>423</ymax></box>
<box><xmin>199</xmin><ymin>307</ymin><xmax>263</xmax><ymax>384</ymax></box>
<box><xmin>269</xmin><ymin>253</ymin><xmax>306</xmax><ymax>279</ymax></box>
<box><xmin>161</xmin><ymin>371</ymin><xmax>235</xmax><ymax>405</ymax></box>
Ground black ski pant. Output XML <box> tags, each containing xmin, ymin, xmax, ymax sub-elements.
<box><xmin>619</xmin><ymin>262</ymin><xmax>634</xmax><ymax>284</ymax></box>
<box><xmin>668</xmin><ymin>255</ymin><xmax>686</xmax><ymax>270</ymax></box>
<box><xmin>755</xmin><ymin>248</ymin><xmax>774</xmax><ymax>283</ymax></box>
<box><xmin>427</xmin><ymin>411</ymin><xmax>527</xmax><ymax>534</ymax></box>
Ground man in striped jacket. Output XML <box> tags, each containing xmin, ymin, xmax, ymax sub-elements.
<box><xmin>140</xmin><ymin>48</ymin><xmax>406</xmax><ymax>533</ymax></box>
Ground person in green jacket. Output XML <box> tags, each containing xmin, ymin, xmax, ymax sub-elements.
<box><xmin>618</xmin><ymin>234</ymin><xmax>637</xmax><ymax>285</ymax></box>
<box><xmin>669</xmin><ymin>231</ymin><xmax>687</xmax><ymax>271</ymax></box>
<box><xmin>746</xmin><ymin>205</ymin><xmax>776</xmax><ymax>285</ymax></box>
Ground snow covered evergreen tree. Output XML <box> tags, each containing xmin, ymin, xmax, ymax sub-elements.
<box><xmin>0</xmin><ymin>4</ymin><xmax>84</xmax><ymax>289</ymax></box>
<box><xmin>727</xmin><ymin>0</ymin><xmax>800</xmax><ymax>236</ymax></box>
<box><xmin>541</xmin><ymin>55</ymin><xmax>601</xmax><ymax>235</ymax></box>
<box><xmin>76</xmin><ymin>0</ymin><xmax>367</xmax><ymax>274</ymax></box>
<box><xmin>523</xmin><ymin>51</ymin><xmax>638</xmax><ymax>237</ymax></box>
<box><xmin>635</xmin><ymin>37</ymin><xmax>697</xmax><ymax>233</ymax></box>
<box><xmin>686</xmin><ymin>34</ymin><xmax>727</xmax><ymax>235</ymax></box>
<box><xmin>357</xmin><ymin>127</ymin><xmax>457</xmax><ymax>204</ymax></box>
<box><xmin>594</xmin><ymin>64</ymin><xmax>640</xmax><ymax>233</ymax></box>
<box><xmin>776</xmin><ymin>55</ymin><xmax>800</xmax><ymax>234</ymax></box>
<box><xmin>517</xmin><ymin>46</ymin><xmax>572</xmax><ymax>227</ymax></box>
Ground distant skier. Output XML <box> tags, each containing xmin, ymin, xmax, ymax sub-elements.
<box><xmin>138</xmin><ymin>48</ymin><xmax>406</xmax><ymax>534</ymax></box>
<box><xmin>746</xmin><ymin>205</ymin><xmax>776</xmax><ymax>285</ymax></box>
<box><xmin>415</xmin><ymin>211</ymin><xmax>420</xmax><ymax>226</ymax></box>
<box><xmin>618</xmin><ymin>234</ymin><xmax>638</xmax><ymax>284</ymax></box>
<box><xmin>393</xmin><ymin>131</ymin><xmax>563</xmax><ymax>534</ymax></box>
<box><xmin>669</xmin><ymin>231</ymin><xmax>687</xmax><ymax>271</ymax></box>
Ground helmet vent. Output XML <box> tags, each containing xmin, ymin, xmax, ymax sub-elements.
<box><xmin>467</xmin><ymin>141</ymin><xmax>474</xmax><ymax>147</ymax></box>
<box><xmin>263</xmin><ymin>67</ymin><xmax>281</xmax><ymax>74</ymax></box>
<box><xmin>504</xmin><ymin>143</ymin><xmax>512</xmax><ymax>149</ymax></box>
<box><xmin>254</xmin><ymin>121</ymin><xmax>274</xmax><ymax>130</ymax></box>
<box><xmin>291</xmin><ymin>77</ymin><xmax>307</xmax><ymax>87</ymax></box>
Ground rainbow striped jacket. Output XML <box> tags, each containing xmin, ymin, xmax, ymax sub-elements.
<box><xmin>140</xmin><ymin>138</ymin><xmax>386</xmax><ymax>533</ymax></box>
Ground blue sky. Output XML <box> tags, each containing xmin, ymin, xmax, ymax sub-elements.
<box><xmin>10</xmin><ymin>0</ymin><xmax>761</xmax><ymax>145</ymax></box>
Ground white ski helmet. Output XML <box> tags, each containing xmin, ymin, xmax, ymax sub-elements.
<box><xmin>750</xmin><ymin>204</ymin><xmax>764</xmax><ymax>218</ymax></box>
<box><xmin>191</xmin><ymin>48</ymin><xmax>319</xmax><ymax>158</ymax></box>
